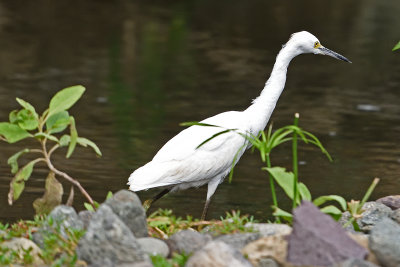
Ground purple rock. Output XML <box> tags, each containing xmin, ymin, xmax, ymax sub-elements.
<box><xmin>377</xmin><ymin>195</ymin><xmax>400</xmax><ymax>210</ymax></box>
<box><xmin>287</xmin><ymin>201</ymin><xmax>368</xmax><ymax>266</ymax></box>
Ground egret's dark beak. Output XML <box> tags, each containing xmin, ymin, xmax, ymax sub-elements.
<box><xmin>319</xmin><ymin>46</ymin><xmax>352</xmax><ymax>63</ymax></box>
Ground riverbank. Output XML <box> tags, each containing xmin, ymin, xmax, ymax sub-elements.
<box><xmin>1</xmin><ymin>190</ymin><xmax>400</xmax><ymax>266</ymax></box>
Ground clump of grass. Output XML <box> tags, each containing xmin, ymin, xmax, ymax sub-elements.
<box><xmin>147</xmin><ymin>209</ymin><xmax>257</xmax><ymax>238</ymax></box>
<box><xmin>0</xmin><ymin>215</ymin><xmax>85</xmax><ymax>266</ymax></box>
<box><xmin>151</xmin><ymin>252</ymin><xmax>190</xmax><ymax>267</ymax></box>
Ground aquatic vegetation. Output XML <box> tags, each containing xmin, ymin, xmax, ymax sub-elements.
<box><xmin>0</xmin><ymin>86</ymin><xmax>101</xmax><ymax>212</ymax></box>
<box><xmin>393</xmin><ymin>41</ymin><xmax>400</xmax><ymax>51</ymax></box>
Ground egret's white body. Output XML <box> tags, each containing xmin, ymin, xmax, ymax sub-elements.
<box><xmin>128</xmin><ymin>31</ymin><xmax>350</xmax><ymax>218</ymax></box>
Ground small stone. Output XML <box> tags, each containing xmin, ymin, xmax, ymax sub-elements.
<box><xmin>258</xmin><ymin>258</ymin><xmax>279</xmax><ymax>267</ymax></box>
<box><xmin>1</xmin><ymin>238</ymin><xmax>44</xmax><ymax>265</ymax></box>
<box><xmin>78</xmin><ymin>210</ymin><xmax>94</xmax><ymax>230</ymax></box>
<box><xmin>185</xmin><ymin>240</ymin><xmax>253</xmax><ymax>267</ymax></box>
<box><xmin>332</xmin><ymin>258</ymin><xmax>380</xmax><ymax>267</ymax></box>
<box><xmin>167</xmin><ymin>229</ymin><xmax>211</xmax><ymax>255</ymax></box>
<box><xmin>338</xmin><ymin>211</ymin><xmax>356</xmax><ymax>232</ymax></box>
<box><xmin>358</xmin><ymin>202</ymin><xmax>392</xmax><ymax>232</ymax></box>
<box><xmin>347</xmin><ymin>233</ymin><xmax>379</xmax><ymax>265</ymax></box>
<box><xmin>377</xmin><ymin>195</ymin><xmax>400</xmax><ymax>210</ymax></box>
<box><xmin>105</xmin><ymin>190</ymin><xmax>148</xmax><ymax>237</ymax></box>
<box><xmin>245</xmin><ymin>223</ymin><xmax>292</xmax><ymax>237</ymax></box>
<box><xmin>137</xmin><ymin>237</ymin><xmax>169</xmax><ymax>257</ymax></box>
<box><xmin>215</xmin><ymin>232</ymin><xmax>260</xmax><ymax>250</ymax></box>
<box><xmin>76</xmin><ymin>204</ymin><xmax>150</xmax><ymax>266</ymax></box>
<box><xmin>369</xmin><ymin>217</ymin><xmax>400</xmax><ymax>267</ymax></box>
<box><xmin>242</xmin><ymin>235</ymin><xmax>288</xmax><ymax>266</ymax></box>
<box><xmin>287</xmin><ymin>201</ymin><xmax>367</xmax><ymax>266</ymax></box>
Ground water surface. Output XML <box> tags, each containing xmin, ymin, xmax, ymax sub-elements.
<box><xmin>0</xmin><ymin>0</ymin><xmax>399</xmax><ymax>221</ymax></box>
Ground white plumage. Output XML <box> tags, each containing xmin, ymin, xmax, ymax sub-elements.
<box><xmin>128</xmin><ymin>31</ymin><xmax>350</xmax><ymax>219</ymax></box>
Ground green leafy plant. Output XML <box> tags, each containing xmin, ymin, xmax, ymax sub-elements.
<box><xmin>393</xmin><ymin>41</ymin><xmax>400</xmax><ymax>51</ymax></box>
<box><xmin>0</xmin><ymin>85</ymin><xmax>101</xmax><ymax>210</ymax></box>
<box><xmin>151</xmin><ymin>252</ymin><xmax>190</xmax><ymax>267</ymax></box>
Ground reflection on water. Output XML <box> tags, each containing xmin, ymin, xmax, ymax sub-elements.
<box><xmin>0</xmin><ymin>0</ymin><xmax>399</xmax><ymax>222</ymax></box>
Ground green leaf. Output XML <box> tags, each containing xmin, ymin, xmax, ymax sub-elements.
<box><xmin>320</xmin><ymin>205</ymin><xmax>343</xmax><ymax>220</ymax></box>
<box><xmin>298</xmin><ymin>183</ymin><xmax>312</xmax><ymax>201</ymax></box>
<box><xmin>16</xmin><ymin>109</ymin><xmax>38</xmax><ymax>130</ymax></box>
<box><xmin>59</xmin><ymin>135</ymin><xmax>71</xmax><ymax>147</ymax></box>
<box><xmin>197</xmin><ymin>129</ymin><xmax>233</xmax><ymax>149</ymax></box>
<box><xmin>7</xmin><ymin>148</ymin><xmax>30</xmax><ymax>174</ymax></box>
<box><xmin>393</xmin><ymin>41</ymin><xmax>400</xmax><ymax>51</ymax></box>
<box><xmin>84</xmin><ymin>202</ymin><xmax>94</xmax><ymax>212</ymax></box>
<box><xmin>45</xmin><ymin>111</ymin><xmax>70</xmax><ymax>134</ymax></box>
<box><xmin>313</xmin><ymin>195</ymin><xmax>347</xmax><ymax>211</ymax></box>
<box><xmin>272</xmin><ymin>206</ymin><xmax>293</xmax><ymax>222</ymax></box>
<box><xmin>106</xmin><ymin>191</ymin><xmax>113</xmax><ymax>200</ymax></box>
<box><xmin>77</xmin><ymin>137</ymin><xmax>102</xmax><ymax>156</ymax></box>
<box><xmin>180</xmin><ymin>121</ymin><xmax>222</xmax><ymax>128</ymax></box>
<box><xmin>34</xmin><ymin>133</ymin><xmax>59</xmax><ymax>143</ymax></box>
<box><xmin>263</xmin><ymin>167</ymin><xmax>296</xmax><ymax>201</ymax></box>
<box><xmin>8</xmin><ymin>160</ymin><xmax>38</xmax><ymax>204</ymax></box>
<box><xmin>66</xmin><ymin>117</ymin><xmax>78</xmax><ymax>158</ymax></box>
<box><xmin>48</xmin><ymin>85</ymin><xmax>85</xmax><ymax>117</ymax></box>
<box><xmin>9</xmin><ymin>110</ymin><xmax>19</xmax><ymax>124</ymax></box>
<box><xmin>0</xmin><ymin>122</ymin><xmax>32</xmax><ymax>143</ymax></box>
<box><xmin>16</xmin><ymin>98</ymin><xmax>38</xmax><ymax>119</ymax></box>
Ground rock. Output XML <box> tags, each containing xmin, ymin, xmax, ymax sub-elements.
<box><xmin>76</xmin><ymin>204</ymin><xmax>150</xmax><ymax>266</ymax></box>
<box><xmin>215</xmin><ymin>232</ymin><xmax>260</xmax><ymax>250</ymax></box>
<box><xmin>33</xmin><ymin>205</ymin><xmax>84</xmax><ymax>248</ymax></box>
<box><xmin>390</xmin><ymin>208</ymin><xmax>400</xmax><ymax>224</ymax></box>
<box><xmin>242</xmin><ymin>235</ymin><xmax>288</xmax><ymax>266</ymax></box>
<box><xmin>358</xmin><ymin>202</ymin><xmax>392</xmax><ymax>232</ymax></box>
<box><xmin>287</xmin><ymin>201</ymin><xmax>368</xmax><ymax>266</ymax></box>
<box><xmin>137</xmin><ymin>237</ymin><xmax>169</xmax><ymax>257</ymax></box>
<box><xmin>185</xmin><ymin>240</ymin><xmax>253</xmax><ymax>267</ymax></box>
<box><xmin>105</xmin><ymin>189</ymin><xmax>148</xmax><ymax>237</ymax></box>
<box><xmin>332</xmin><ymin>258</ymin><xmax>380</xmax><ymax>267</ymax></box>
<box><xmin>338</xmin><ymin>211</ymin><xmax>356</xmax><ymax>232</ymax></box>
<box><xmin>347</xmin><ymin>233</ymin><xmax>379</xmax><ymax>265</ymax></box>
<box><xmin>245</xmin><ymin>223</ymin><xmax>292</xmax><ymax>237</ymax></box>
<box><xmin>369</xmin><ymin>217</ymin><xmax>400</xmax><ymax>267</ymax></box>
<box><xmin>167</xmin><ymin>229</ymin><xmax>211</xmax><ymax>255</ymax></box>
<box><xmin>1</xmin><ymin>238</ymin><xmax>44</xmax><ymax>265</ymax></box>
<box><xmin>78</xmin><ymin>210</ymin><xmax>94</xmax><ymax>230</ymax></box>
<box><xmin>377</xmin><ymin>195</ymin><xmax>400</xmax><ymax>210</ymax></box>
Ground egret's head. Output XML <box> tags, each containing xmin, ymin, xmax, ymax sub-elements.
<box><xmin>286</xmin><ymin>31</ymin><xmax>351</xmax><ymax>63</ymax></box>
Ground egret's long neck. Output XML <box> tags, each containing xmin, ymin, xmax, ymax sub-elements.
<box><xmin>245</xmin><ymin>44</ymin><xmax>299</xmax><ymax>134</ymax></box>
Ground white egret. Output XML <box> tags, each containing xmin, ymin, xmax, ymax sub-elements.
<box><xmin>128</xmin><ymin>31</ymin><xmax>351</xmax><ymax>219</ymax></box>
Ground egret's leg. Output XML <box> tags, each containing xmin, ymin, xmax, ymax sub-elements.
<box><xmin>201</xmin><ymin>178</ymin><xmax>221</xmax><ymax>220</ymax></box>
<box><xmin>143</xmin><ymin>188</ymin><xmax>171</xmax><ymax>211</ymax></box>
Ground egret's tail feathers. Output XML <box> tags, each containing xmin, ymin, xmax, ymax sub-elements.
<box><xmin>128</xmin><ymin>161</ymin><xmax>178</xmax><ymax>192</ymax></box>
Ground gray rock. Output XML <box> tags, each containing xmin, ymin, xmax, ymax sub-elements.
<box><xmin>338</xmin><ymin>211</ymin><xmax>356</xmax><ymax>232</ymax></box>
<box><xmin>137</xmin><ymin>237</ymin><xmax>169</xmax><ymax>257</ymax></box>
<box><xmin>78</xmin><ymin>210</ymin><xmax>94</xmax><ymax>230</ymax></box>
<box><xmin>105</xmin><ymin>190</ymin><xmax>148</xmax><ymax>237</ymax></box>
<box><xmin>33</xmin><ymin>205</ymin><xmax>84</xmax><ymax>248</ymax></box>
<box><xmin>215</xmin><ymin>232</ymin><xmax>260</xmax><ymax>250</ymax></box>
<box><xmin>185</xmin><ymin>240</ymin><xmax>253</xmax><ymax>267</ymax></box>
<box><xmin>245</xmin><ymin>223</ymin><xmax>292</xmax><ymax>237</ymax></box>
<box><xmin>76</xmin><ymin>204</ymin><xmax>150</xmax><ymax>266</ymax></box>
<box><xmin>257</xmin><ymin>258</ymin><xmax>279</xmax><ymax>267</ymax></box>
<box><xmin>287</xmin><ymin>201</ymin><xmax>368</xmax><ymax>266</ymax></box>
<box><xmin>333</xmin><ymin>258</ymin><xmax>380</xmax><ymax>267</ymax></box>
<box><xmin>167</xmin><ymin>229</ymin><xmax>211</xmax><ymax>255</ymax></box>
<box><xmin>358</xmin><ymin>202</ymin><xmax>392</xmax><ymax>232</ymax></box>
<box><xmin>390</xmin><ymin>208</ymin><xmax>400</xmax><ymax>225</ymax></box>
<box><xmin>369</xmin><ymin>217</ymin><xmax>400</xmax><ymax>267</ymax></box>
<box><xmin>377</xmin><ymin>195</ymin><xmax>400</xmax><ymax>210</ymax></box>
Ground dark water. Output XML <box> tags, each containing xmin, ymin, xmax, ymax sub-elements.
<box><xmin>0</xmin><ymin>0</ymin><xmax>399</xmax><ymax>222</ymax></box>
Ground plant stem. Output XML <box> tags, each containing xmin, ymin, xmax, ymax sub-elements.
<box><xmin>267</xmin><ymin>153</ymin><xmax>280</xmax><ymax>223</ymax></box>
<box><xmin>359</xmin><ymin>177</ymin><xmax>380</xmax><ymax>211</ymax></box>
<box><xmin>292</xmin><ymin>113</ymin><xmax>299</xmax><ymax>210</ymax></box>
<box><xmin>41</xmin><ymin>140</ymin><xmax>94</xmax><ymax>206</ymax></box>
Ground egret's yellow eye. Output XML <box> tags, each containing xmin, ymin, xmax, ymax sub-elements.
<box><xmin>314</xmin><ymin>41</ymin><xmax>320</xmax><ymax>48</ymax></box>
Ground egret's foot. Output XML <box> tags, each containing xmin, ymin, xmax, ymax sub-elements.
<box><xmin>143</xmin><ymin>199</ymin><xmax>153</xmax><ymax>211</ymax></box>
